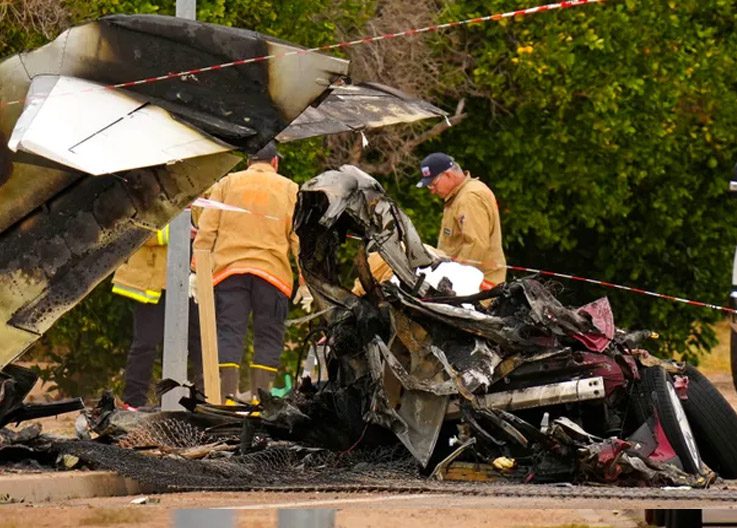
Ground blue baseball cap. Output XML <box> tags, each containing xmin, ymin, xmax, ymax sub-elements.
<box><xmin>417</xmin><ymin>152</ymin><xmax>454</xmax><ymax>188</ymax></box>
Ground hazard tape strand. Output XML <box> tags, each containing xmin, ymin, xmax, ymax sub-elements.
<box><xmin>507</xmin><ymin>264</ymin><xmax>737</xmax><ymax>316</ymax></box>
<box><xmin>0</xmin><ymin>0</ymin><xmax>604</xmax><ymax>109</ymax></box>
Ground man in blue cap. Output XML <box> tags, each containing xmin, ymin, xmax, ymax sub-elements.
<box><xmin>417</xmin><ymin>152</ymin><xmax>506</xmax><ymax>289</ymax></box>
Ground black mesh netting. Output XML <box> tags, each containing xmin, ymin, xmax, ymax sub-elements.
<box><xmin>117</xmin><ymin>418</ymin><xmax>218</xmax><ymax>450</ymax></box>
<box><xmin>44</xmin><ymin>437</ymin><xmax>737</xmax><ymax>501</ymax></box>
<box><xmin>52</xmin><ymin>439</ymin><xmax>422</xmax><ymax>491</ymax></box>
<box><xmin>27</xmin><ymin>418</ymin><xmax>737</xmax><ymax>500</ymax></box>
<box><xmin>44</xmin><ymin>417</ymin><xmax>422</xmax><ymax>491</ymax></box>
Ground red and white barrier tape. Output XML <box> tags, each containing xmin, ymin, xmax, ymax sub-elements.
<box><xmin>0</xmin><ymin>0</ymin><xmax>604</xmax><ymax>109</ymax></box>
<box><xmin>343</xmin><ymin>238</ymin><xmax>733</xmax><ymax>315</ymax></box>
<box><xmin>507</xmin><ymin>264</ymin><xmax>737</xmax><ymax>316</ymax></box>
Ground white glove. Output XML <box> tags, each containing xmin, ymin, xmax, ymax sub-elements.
<box><xmin>188</xmin><ymin>273</ymin><xmax>198</xmax><ymax>303</ymax></box>
<box><xmin>293</xmin><ymin>284</ymin><xmax>314</xmax><ymax>313</ymax></box>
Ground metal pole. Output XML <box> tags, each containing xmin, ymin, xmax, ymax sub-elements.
<box><xmin>176</xmin><ymin>0</ymin><xmax>197</xmax><ymax>20</ymax></box>
<box><xmin>161</xmin><ymin>211</ymin><xmax>192</xmax><ymax>410</ymax></box>
<box><xmin>161</xmin><ymin>0</ymin><xmax>198</xmax><ymax>411</ymax></box>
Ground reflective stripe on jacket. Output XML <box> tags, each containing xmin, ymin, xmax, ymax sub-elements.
<box><xmin>193</xmin><ymin>163</ymin><xmax>299</xmax><ymax>297</ymax></box>
<box><xmin>438</xmin><ymin>176</ymin><xmax>507</xmax><ymax>287</ymax></box>
<box><xmin>111</xmin><ymin>228</ymin><xmax>169</xmax><ymax>304</ymax></box>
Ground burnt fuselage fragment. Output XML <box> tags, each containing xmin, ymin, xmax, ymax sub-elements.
<box><xmin>0</xmin><ymin>15</ymin><xmax>350</xmax><ymax>367</ymax></box>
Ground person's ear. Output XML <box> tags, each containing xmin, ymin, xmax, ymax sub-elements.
<box><xmin>271</xmin><ymin>157</ymin><xmax>279</xmax><ymax>170</ymax></box>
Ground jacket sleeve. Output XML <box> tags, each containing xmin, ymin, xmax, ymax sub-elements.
<box><xmin>192</xmin><ymin>181</ymin><xmax>224</xmax><ymax>270</ymax></box>
<box><xmin>287</xmin><ymin>183</ymin><xmax>301</xmax><ymax>270</ymax></box>
<box><xmin>454</xmin><ymin>191</ymin><xmax>497</xmax><ymax>270</ymax></box>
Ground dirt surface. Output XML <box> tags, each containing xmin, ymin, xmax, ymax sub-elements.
<box><xmin>2</xmin><ymin>323</ymin><xmax>737</xmax><ymax>527</ymax></box>
<box><xmin>0</xmin><ymin>493</ymin><xmax>653</xmax><ymax>528</ymax></box>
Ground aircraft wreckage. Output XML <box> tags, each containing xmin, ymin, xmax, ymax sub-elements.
<box><xmin>0</xmin><ymin>14</ymin><xmax>444</xmax><ymax>370</ymax></box>
<box><xmin>5</xmin><ymin>166</ymin><xmax>737</xmax><ymax>491</ymax></box>
<box><xmin>2</xmin><ymin>16</ymin><xmax>737</xmax><ymax>491</ymax></box>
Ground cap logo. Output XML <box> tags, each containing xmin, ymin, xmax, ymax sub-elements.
<box><xmin>421</xmin><ymin>166</ymin><xmax>431</xmax><ymax>177</ymax></box>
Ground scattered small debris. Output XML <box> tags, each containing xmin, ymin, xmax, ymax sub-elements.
<box><xmin>0</xmin><ymin>493</ymin><xmax>23</xmax><ymax>504</ymax></box>
<box><xmin>129</xmin><ymin>496</ymin><xmax>160</xmax><ymax>505</ymax></box>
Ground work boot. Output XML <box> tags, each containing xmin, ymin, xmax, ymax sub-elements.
<box><xmin>249</xmin><ymin>367</ymin><xmax>276</xmax><ymax>403</ymax></box>
<box><xmin>219</xmin><ymin>366</ymin><xmax>240</xmax><ymax>403</ymax></box>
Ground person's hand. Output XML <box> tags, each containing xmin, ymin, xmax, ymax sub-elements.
<box><xmin>188</xmin><ymin>273</ymin><xmax>198</xmax><ymax>303</ymax></box>
<box><xmin>293</xmin><ymin>284</ymin><xmax>314</xmax><ymax>313</ymax></box>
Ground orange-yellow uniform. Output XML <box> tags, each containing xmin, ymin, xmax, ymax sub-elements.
<box><xmin>112</xmin><ymin>226</ymin><xmax>170</xmax><ymax>303</ymax></box>
<box><xmin>438</xmin><ymin>175</ymin><xmax>506</xmax><ymax>288</ymax></box>
<box><xmin>351</xmin><ymin>251</ymin><xmax>396</xmax><ymax>296</ymax></box>
<box><xmin>193</xmin><ymin>162</ymin><xmax>299</xmax><ymax>373</ymax></box>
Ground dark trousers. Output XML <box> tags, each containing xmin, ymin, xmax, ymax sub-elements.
<box><xmin>122</xmin><ymin>292</ymin><xmax>203</xmax><ymax>407</ymax></box>
<box><xmin>214</xmin><ymin>274</ymin><xmax>288</xmax><ymax>369</ymax></box>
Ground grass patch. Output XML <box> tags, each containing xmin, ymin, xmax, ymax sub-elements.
<box><xmin>79</xmin><ymin>508</ymin><xmax>145</xmax><ymax>525</ymax></box>
<box><xmin>698</xmin><ymin>320</ymin><xmax>731</xmax><ymax>374</ymax></box>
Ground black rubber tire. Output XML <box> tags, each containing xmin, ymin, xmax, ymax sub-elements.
<box><xmin>665</xmin><ymin>509</ymin><xmax>701</xmax><ymax>528</ymax></box>
<box><xmin>731</xmin><ymin>325</ymin><xmax>737</xmax><ymax>392</ymax></box>
<box><xmin>645</xmin><ymin>509</ymin><xmax>666</xmax><ymax>526</ymax></box>
<box><xmin>637</xmin><ymin>366</ymin><xmax>701</xmax><ymax>474</ymax></box>
<box><xmin>681</xmin><ymin>364</ymin><xmax>737</xmax><ymax>478</ymax></box>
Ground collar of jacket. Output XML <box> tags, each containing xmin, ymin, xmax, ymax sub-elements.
<box><xmin>443</xmin><ymin>172</ymin><xmax>472</xmax><ymax>203</ymax></box>
<box><xmin>248</xmin><ymin>161</ymin><xmax>277</xmax><ymax>173</ymax></box>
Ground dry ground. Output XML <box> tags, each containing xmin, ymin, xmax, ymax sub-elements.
<box><xmin>2</xmin><ymin>322</ymin><xmax>737</xmax><ymax>527</ymax></box>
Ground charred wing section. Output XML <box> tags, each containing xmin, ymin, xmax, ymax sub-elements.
<box><xmin>0</xmin><ymin>15</ymin><xmax>353</xmax><ymax>368</ymax></box>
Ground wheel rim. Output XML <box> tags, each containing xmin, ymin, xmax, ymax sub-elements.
<box><xmin>665</xmin><ymin>379</ymin><xmax>701</xmax><ymax>471</ymax></box>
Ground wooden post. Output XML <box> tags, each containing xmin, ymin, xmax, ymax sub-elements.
<box><xmin>194</xmin><ymin>249</ymin><xmax>221</xmax><ymax>404</ymax></box>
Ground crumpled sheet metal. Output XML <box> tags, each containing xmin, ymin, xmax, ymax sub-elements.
<box><xmin>285</xmin><ymin>164</ymin><xmax>716</xmax><ymax>488</ymax></box>
<box><xmin>578</xmin><ymin>437</ymin><xmax>715</xmax><ymax>488</ymax></box>
<box><xmin>366</xmin><ymin>336</ymin><xmax>448</xmax><ymax>468</ymax></box>
<box><xmin>573</xmin><ymin>297</ymin><xmax>615</xmax><ymax>352</ymax></box>
<box><xmin>276</xmin><ymin>82</ymin><xmax>447</xmax><ymax>142</ymax></box>
<box><xmin>295</xmin><ymin>165</ymin><xmax>434</xmax><ymax>303</ymax></box>
<box><xmin>296</xmin><ymin>179</ymin><xmax>507</xmax><ymax>466</ymax></box>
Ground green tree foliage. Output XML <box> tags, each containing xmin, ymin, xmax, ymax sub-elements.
<box><xmin>419</xmin><ymin>0</ymin><xmax>737</xmax><ymax>360</ymax></box>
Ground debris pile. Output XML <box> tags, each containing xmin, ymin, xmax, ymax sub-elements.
<box><xmin>3</xmin><ymin>167</ymin><xmax>737</xmax><ymax>491</ymax></box>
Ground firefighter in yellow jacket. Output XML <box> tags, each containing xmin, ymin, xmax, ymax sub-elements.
<box><xmin>416</xmin><ymin>152</ymin><xmax>506</xmax><ymax>288</ymax></box>
<box><xmin>193</xmin><ymin>141</ymin><xmax>302</xmax><ymax>401</ymax></box>
<box><xmin>112</xmin><ymin>226</ymin><xmax>203</xmax><ymax>410</ymax></box>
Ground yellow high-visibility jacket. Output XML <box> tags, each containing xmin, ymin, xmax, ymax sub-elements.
<box><xmin>193</xmin><ymin>162</ymin><xmax>299</xmax><ymax>297</ymax></box>
<box><xmin>438</xmin><ymin>175</ymin><xmax>506</xmax><ymax>288</ymax></box>
<box><xmin>111</xmin><ymin>226</ymin><xmax>170</xmax><ymax>304</ymax></box>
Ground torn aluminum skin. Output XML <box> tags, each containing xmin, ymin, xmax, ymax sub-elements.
<box><xmin>276</xmin><ymin>82</ymin><xmax>445</xmax><ymax>142</ymax></box>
